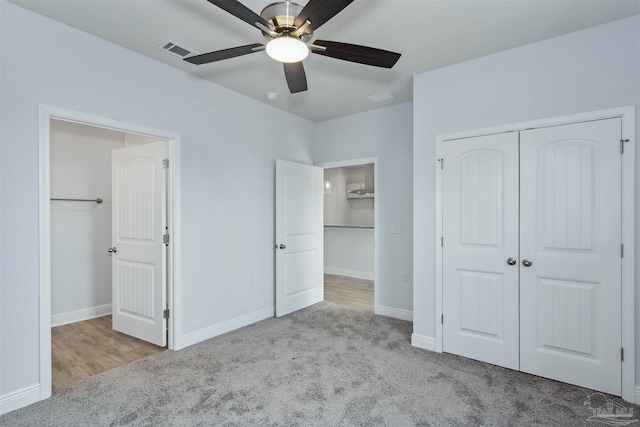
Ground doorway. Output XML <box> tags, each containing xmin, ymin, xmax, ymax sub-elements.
<box><xmin>318</xmin><ymin>158</ymin><xmax>378</xmax><ymax>313</ymax></box>
<box><xmin>434</xmin><ymin>107</ymin><xmax>635</xmax><ymax>401</ymax></box>
<box><xmin>39</xmin><ymin>105</ymin><xmax>182</xmax><ymax>400</ymax></box>
<box><xmin>49</xmin><ymin>120</ymin><xmax>168</xmax><ymax>389</ymax></box>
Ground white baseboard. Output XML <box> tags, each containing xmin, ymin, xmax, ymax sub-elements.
<box><xmin>324</xmin><ymin>267</ymin><xmax>374</xmax><ymax>281</ymax></box>
<box><xmin>0</xmin><ymin>384</ymin><xmax>41</xmax><ymax>415</ymax></box>
<box><xmin>178</xmin><ymin>306</ymin><xmax>274</xmax><ymax>350</ymax></box>
<box><xmin>375</xmin><ymin>305</ymin><xmax>413</xmax><ymax>321</ymax></box>
<box><xmin>411</xmin><ymin>333</ymin><xmax>436</xmax><ymax>352</ymax></box>
<box><xmin>51</xmin><ymin>304</ymin><xmax>112</xmax><ymax>327</ymax></box>
<box><xmin>635</xmin><ymin>386</ymin><xmax>640</xmax><ymax>405</ymax></box>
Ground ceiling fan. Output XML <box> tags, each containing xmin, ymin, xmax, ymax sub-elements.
<box><xmin>184</xmin><ymin>0</ymin><xmax>401</xmax><ymax>94</ymax></box>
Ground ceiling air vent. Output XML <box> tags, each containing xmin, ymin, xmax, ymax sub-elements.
<box><xmin>366</xmin><ymin>91</ymin><xmax>395</xmax><ymax>103</ymax></box>
<box><xmin>159</xmin><ymin>41</ymin><xmax>195</xmax><ymax>58</ymax></box>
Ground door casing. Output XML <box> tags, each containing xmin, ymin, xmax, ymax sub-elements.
<box><xmin>434</xmin><ymin>106</ymin><xmax>635</xmax><ymax>402</ymax></box>
<box><xmin>38</xmin><ymin>104</ymin><xmax>182</xmax><ymax>401</ymax></box>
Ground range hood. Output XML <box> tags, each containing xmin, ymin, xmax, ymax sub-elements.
<box><xmin>348</xmin><ymin>164</ymin><xmax>374</xmax><ymax>195</ymax></box>
<box><xmin>350</xmin><ymin>188</ymin><xmax>373</xmax><ymax>195</ymax></box>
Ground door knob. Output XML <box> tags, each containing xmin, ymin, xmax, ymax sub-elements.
<box><xmin>108</xmin><ymin>247</ymin><xmax>117</xmax><ymax>253</ymax></box>
<box><xmin>522</xmin><ymin>258</ymin><xmax>533</xmax><ymax>267</ymax></box>
<box><xmin>506</xmin><ymin>257</ymin><xmax>517</xmax><ymax>266</ymax></box>
<box><xmin>278</xmin><ymin>244</ymin><xmax>286</xmax><ymax>249</ymax></box>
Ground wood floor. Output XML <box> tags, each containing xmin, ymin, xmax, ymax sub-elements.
<box><xmin>324</xmin><ymin>274</ymin><xmax>374</xmax><ymax>312</ymax></box>
<box><xmin>52</xmin><ymin>315</ymin><xmax>165</xmax><ymax>390</ymax></box>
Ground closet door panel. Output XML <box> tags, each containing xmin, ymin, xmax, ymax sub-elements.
<box><xmin>442</xmin><ymin>132</ymin><xmax>519</xmax><ymax>370</ymax></box>
<box><xmin>519</xmin><ymin>118</ymin><xmax>622</xmax><ymax>395</ymax></box>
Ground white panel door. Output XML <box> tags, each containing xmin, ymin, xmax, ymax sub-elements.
<box><xmin>520</xmin><ymin>119</ymin><xmax>622</xmax><ymax>394</ymax></box>
<box><xmin>275</xmin><ymin>159</ymin><xmax>324</xmax><ymax>317</ymax></box>
<box><xmin>112</xmin><ymin>141</ymin><xmax>167</xmax><ymax>346</ymax></box>
<box><xmin>442</xmin><ymin>132</ymin><xmax>520</xmax><ymax>369</ymax></box>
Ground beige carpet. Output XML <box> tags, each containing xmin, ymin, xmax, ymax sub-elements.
<box><xmin>1</xmin><ymin>302</ymin><xmax>637</xmax><ymax>426</ymax></box>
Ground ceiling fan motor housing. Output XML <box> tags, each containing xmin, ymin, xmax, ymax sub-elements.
<box><xmin>260</xmin><ymin>2</ymin><xmax>313</xmax><ymax>42</ymax></box>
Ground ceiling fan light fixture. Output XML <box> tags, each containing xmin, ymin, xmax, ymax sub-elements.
<box><xmin>266</xmin><ymin>36</ymin><xmax>309</xmax><ymax>63</ymax></box>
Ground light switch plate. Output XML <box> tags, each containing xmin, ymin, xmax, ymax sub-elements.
<box><xmin>391</xmin><ymin>224</ymin><xmax>401</xmax><ymax>234</ymax></box>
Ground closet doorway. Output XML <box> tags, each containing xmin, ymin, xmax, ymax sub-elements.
<box><xmin>319</xmin><ymin>158</ymin><xmax>378</xmax><ymax>313</ymax></box>
<box><xmin>39</xmin><ymin>105</ymin><xmax>182</xmax><ymax>398</ymax></box>
<box><xmin>49</xmin><ymin>120</ymin><xmax>168</xmax><ymax>389</ymax></box>
<box><xmin>434</xmin><ymin>107</ymin><xmax>635</xmax><ymax>401</ymax></box>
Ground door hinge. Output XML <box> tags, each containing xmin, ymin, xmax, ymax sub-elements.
<box><xmin>621</xmin><ymin>347</ymin><xmax>624</xmax><ymax>361</ymax></box>
<box><xmin>620</xmin><ymin>139</ymin><xmax>629</xmax><ymax>154</ymax></box>
<box><xmin>163</xmin><ymin>234</ymin><xmax>170</xmax><ymax>245</ymax></box>
<box><xmin>163</xmin><ymin>309</ymin><xmax>170</xmax><ymax>319</ymax></box>
<box><xmin>440</xmin><ymin>236</ymin><xmax>444</xmax><ymax>247</ymax></box>
<box><xmin>441</xmin><ymin>314</ymin><xmax>444</xmax><ymax>325</ymax></box>
<box><xmin>438</xmin><ymin>158</ymin><xmax>444</xmax><ymax>170</ymax></box>
<box><xmin>621</xmin><ymin>244</ymin><xmax>624</xmax><ymax>258</ymax></box>
<box><xmin>163</xmin><ymin>158</ymin><xmax>169</xmax><ymax>169</ymax></box>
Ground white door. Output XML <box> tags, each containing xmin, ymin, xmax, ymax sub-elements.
<box><xmin>442</xmin><ymin>132</ymin><xmax>520</xmax><ymax>370</ymax></box>
<box><xmin>519</xmin><ymin>119</ymin><xmax>622</xmax><ymax>394</ymax></box>
<box><xmin>275</xmin><ymin>159</ymin><xmax>324</xmax><ymax>317</ymax></box>
<box><xmin>111</xmin><ymin>141</ymin><xmax>167</xmax><ymax>346</ymax></box>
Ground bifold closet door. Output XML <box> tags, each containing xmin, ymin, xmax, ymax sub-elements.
<box><xmin>442</xmin><ymin>132</ymin><xmax>520</xmax><ymax>370</ymax></box>
<box><xmin>441</xmin><ymin>118</ymin><xmax>623</xmax><ymax>395</ymax></box>
<box><xmin>519</xmin><ymin>118</ymin><xmax>622</xmax><ymax>395</ymax></box>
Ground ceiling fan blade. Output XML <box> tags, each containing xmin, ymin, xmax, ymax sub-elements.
<box><xmin>294</xmin><ymin>0</ymin><xmax>354</xmax><ymax>32</ymax></box>
<box><xmin>311</xmin><ymin>40</ymin><xmax>401</xmax><ymax>68</ymax></box>
<box><xmin>206</xmin><ymin>0</ymin><xmax>271</xmax><ymax>30</ymax></box>
<box><xmin>283</xmin><ymin>62</ymin><xmax>308</xmax><ymax>93</ymax></box>
<box><xmin>184</xmin><ymin>43</ymin><xmax>263</xmax><ymax>65</ymax></box>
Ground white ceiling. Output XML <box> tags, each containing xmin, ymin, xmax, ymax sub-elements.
<box><xmin>9</xmin><ymin>0</ymin><xmax>640</xmax><ymax>122</ymax></box>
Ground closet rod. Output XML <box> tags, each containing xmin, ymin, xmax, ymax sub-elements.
<box><xmin>51</xmin><ymin>197</ymin><xmax>103</xmax><ymax>204</ymax></box>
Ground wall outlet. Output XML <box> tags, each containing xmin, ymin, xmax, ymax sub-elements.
<box><xmin>248</xmin><ymin>274</ymin><xmax>255</xmax><ymax>286</ymax></box>
<box><xmin>391</xmin><ymin>224</ymin><xmax>401</xmax><ymax>234</ymax></box>
<box><xmin>402</xmin><ymin>273</ymin><xmax>408</xmax><ymax>281</ymax></box>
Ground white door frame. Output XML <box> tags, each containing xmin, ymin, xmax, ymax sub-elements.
<box><xmin>434</xmin><ymin>106</ymin><xmax>635</xmax><ymax>402</ymax></box>
<box><xmin>316</xmin><ymin>157</ymin><xmax>379</xmax><ymax>313</ymax></box>
<box><xmin>38</xmin><ymin>104</ymin><xmax>182</xmax><ymax>401</ymax></box>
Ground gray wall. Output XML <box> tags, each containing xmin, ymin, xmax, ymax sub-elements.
<box><xmin>0</xmin><ymin>0</ymin><xmax>313</xmax><ymax>398</ymax></box>
<box><xmin>0</xmin><ymin>0</ymin><xmax>415</xmax><ymax>408</ymax></box>
<box><xmin>324</xmin><ymin>227</ymin><xmax>375</xmax><ymax>280</ymax></box>
<box><xmin>412</xmin><ymin>15</ymin><xmax>639</xmax><ymax>381</ymax></box>
<box><xmin>313</xmin><ymin>103</ymin><xmax>414</xmax><ymax>316</ymax></box>
<box><xmin>6</xmin><ymin>0</ymin><xmax>636</xmax><ymax>411</ymax></box>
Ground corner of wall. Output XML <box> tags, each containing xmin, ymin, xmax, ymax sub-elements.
<box><xmin>176</xmin><ymin>306</ymin><xmax>274</xmax><ymax>350</ymax></box>
<box><xmin>411</xmin><ymin>333</ymin><xmax>436</xmax><ymax>352</ymax></box>
<box><xmin>0</xmin><ymin>385</ymin><xmax>41</xmax><ymax>416</ymax></box>
<box><xmin>375</xmin><ymin>305</ymin><xmax>413</xmax><ymax>322</ymax></box>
